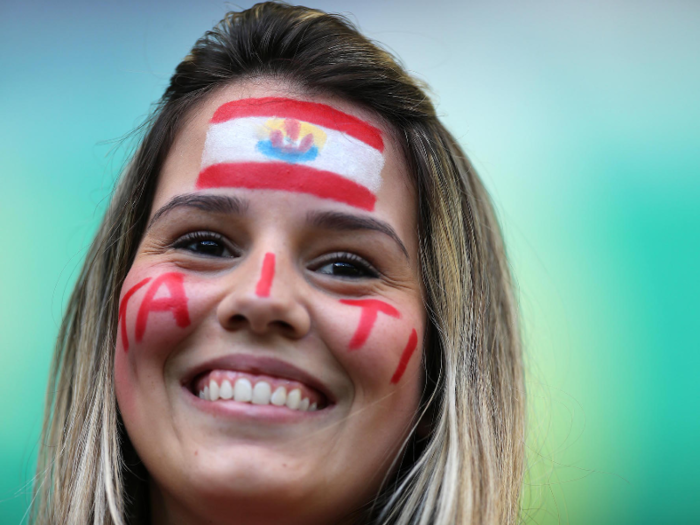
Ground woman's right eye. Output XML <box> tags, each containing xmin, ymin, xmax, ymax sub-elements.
<box><xmin>172</xmin><ymin>232</ymin><xmax>236</xmax><ymax>258</ymax></box>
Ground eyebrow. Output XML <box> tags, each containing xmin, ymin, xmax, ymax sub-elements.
<box><xmin>147</xmin><ymin>193</ymin><xmax>249</xmax><ymax>231</ymax></box>
<box><xmin>306</xmin><ymin>210</ymin><xmax>410</xmax><ymax>260</ymax></box>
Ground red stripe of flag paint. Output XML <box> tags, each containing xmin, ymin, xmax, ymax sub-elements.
<box><xmin>210</xmin><ymin>97</ymin><xmax>384</xmax><ymax>151</ymax></box>
<box><xmin>197</xmin><ymin>97</ymin><xmax>385</xmax><ymax>211</ymax></box>
<box><xmin>118</xmin><ymin>277</ymin><xmax>151</xmax><ymax>352</ymax></box>
<box><xmin>255</xmin><ymin>252</ymin><xmax>276</xmax><ymax>297</ymax></box>
<box><xmin>198</xmin><ymin>163</ymin><xmax>376</xmax><ymax>211</ymax></box>
<box><xmin>339</xmin><ymin>299</ymin><xmax>401</xmax><ymax>350</ymax></box>
<box><xmin>390</xmin><ymin>328</ymin><xmax>419</xmax><ymax>384</ymax></box>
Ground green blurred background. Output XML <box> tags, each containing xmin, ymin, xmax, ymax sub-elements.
<box><xmin>1</xmin><ymin>0</ymin><xmax>698</xmax><ymax>523</ymax></box>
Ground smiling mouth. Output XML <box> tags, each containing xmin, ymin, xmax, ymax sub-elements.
<box><xmin>190</xmin><ymin>370</ymin><xmax>328</xmax><ymax>412</ymax></box>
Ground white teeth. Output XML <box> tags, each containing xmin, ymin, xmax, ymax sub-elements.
<box><xmin>286</xmin><ymin>388</ymin><xmax>301</xmax><ymax>410</ymax></box>
<box><xmin>220</xmin><ymin>379</ymin><xmax>233</xmax><ymax>400</ymax></box>
<box><xmin>252</xmin><ymin>381</ymin><xmax>272</xmax><ymax>405</ymax></box>
<box><xmin>271</xmin><ymin>386</ymin><xmax>287</xmax><ymax>406</ymax></box>
<box><xmin>209</xmin><ymin>379</ymin><xmax>220</xmax><ymax>401</ymax></box>
<box><xmin>233</xmin><ymin>378</ymin><xmax>253</xmax><ymax>402</ymax></box>
<box><xmin>200</xmin><ymin>378</ymin><xmax>319</xmax><ymax>411</ymax></box>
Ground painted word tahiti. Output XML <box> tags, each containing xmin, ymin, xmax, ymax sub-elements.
<box><xmin>119</xmin><ymin>272</ymin><xmax>191</xmax><ymax>352</ymax></box>
<box><xmin>196</xmin><ymin>97</ymin><xmax>385</xmax><ymax>211</ymax></box>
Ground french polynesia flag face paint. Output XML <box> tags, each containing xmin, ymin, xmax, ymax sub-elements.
<box><xmin>196</xmin><ymin>97</ymin><xmax>385</xmax><ymax>211</ymax></box>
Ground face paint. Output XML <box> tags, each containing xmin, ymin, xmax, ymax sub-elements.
<box><xmin>135</xmin><ymin>272</ymin><xmax>191</xmax><ymax>343</ymax></box>
<box><xmin>255</xmin><ymin>252</ymin><xmax>276</xmax><ymax>297</ymax></box>
<box><xmin>339</xmin><ymin>299</ymin><xmax>401</xmax><ymax>350</ymax></box>
<box><xmin>118</xmin><ymin>277</ymin><xmax>152</xmax><ymax>352</ymax></box>
<box><xmin>390</xmin><ymin>328</ymin><xmax>419</xmax><ymax>384</ymax></box>
<box><xmin>196</xmin><ymin>97</ymin><xmax>385</xmax><ymax>211</ymax></box>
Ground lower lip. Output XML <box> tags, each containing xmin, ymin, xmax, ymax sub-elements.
<box><xmin>182</xmin><ymin>386</ymin><xmax>330</xmax><ymax>423</ymax></box>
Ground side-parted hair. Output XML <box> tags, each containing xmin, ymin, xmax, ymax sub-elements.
<box><xmin>31</xmin><ymin>3</ymin><xmax>525</xmax><ymax>524</ymax></box>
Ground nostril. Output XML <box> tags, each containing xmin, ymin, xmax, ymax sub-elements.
<box><xmin>270</xmin><ymin>320</ymin><xmax>295</xmax><ymax>333</ymax></box>
<box><xmin>225</xmin><ymin>314</ymin><xmax>248</xmax><ymax>330</ymax></box>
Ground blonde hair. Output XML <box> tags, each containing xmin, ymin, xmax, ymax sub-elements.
<box><xmin>32</xmin><ymin>3</ymin><xmax>524</xmax><ymax>523</ymax></box>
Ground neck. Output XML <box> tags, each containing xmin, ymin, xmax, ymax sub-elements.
<box><xmin>148</xmin><ymin>480</ymin><xmax>359</xmax><ymax>525</ymax></box>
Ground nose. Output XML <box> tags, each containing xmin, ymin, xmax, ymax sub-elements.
<box><xmin>216</xmin><ymin>251</ymin><xmax>311</xmax><ymax>339</ymax></box>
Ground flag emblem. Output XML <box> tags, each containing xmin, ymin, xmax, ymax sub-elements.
<box><xmin>257</xmin><ymin>118</ymin><xmax>326</xmax><ymax>163</ymax></box>
<box><xmin>197</xmin><ymin>97</ymin><xmax>385</xmax><ymax>211</ymax></box>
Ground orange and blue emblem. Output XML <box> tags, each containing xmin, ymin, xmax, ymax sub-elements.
<box><xmin>257</xmin><ymin>118</ymin><xmax>326</xmax><ymax>163</ymax></box>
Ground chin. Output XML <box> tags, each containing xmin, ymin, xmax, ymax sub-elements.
<box><xmin>151</xmin><ymin>444</ymin><xmax>347</xmax><ymax>522</ymax></box>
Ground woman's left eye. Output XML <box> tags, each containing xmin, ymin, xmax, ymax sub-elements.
<box><xmin>311</xmin><ymin>253</ymin><xmax>379</xmax><ymax>279</ymax></box>
<box><xmin>171</xmin><ymin>231</ymin><xmax>236</xmax><ymax>258</ymax></box>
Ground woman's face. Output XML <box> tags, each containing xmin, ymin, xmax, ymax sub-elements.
<box><xmin>115</xmin><ymin>80</ymin><xmax>426</xmax><ymax>524</ymax></box>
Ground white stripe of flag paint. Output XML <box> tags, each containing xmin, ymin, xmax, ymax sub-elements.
<box><xmin>197</xmin><ymin>97</ymin><xmax>385</xmax><ymax>211</ymax></box>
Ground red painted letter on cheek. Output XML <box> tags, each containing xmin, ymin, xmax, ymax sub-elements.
<box><xmin>339</xmin><ymin>299</ymin><xmax>400</xmax><ymax>350</ymax></box>
<box><xmin>135</xmin><ymin>272</ymin><xmax>191</xmax><ymax>343</ymax></box>
<box><xmin>390</xmin><ymin>328</ymin><xmax>419</xmax><ymax>384</ymax></box>
<box><xmin>255</xmin><ymin>252</ymin><xmax>276</xmax><ymax>297</ymax></box>
<box><xmin>119</xmin><ymin>277</ymin><xmax>152</xmax><ymax>352</ymax></box>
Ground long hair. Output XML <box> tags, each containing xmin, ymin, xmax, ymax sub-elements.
<box><xmin>31</xmin><ymin>3</ymin><xmax>524</xmax><ymax>523</ymax></box>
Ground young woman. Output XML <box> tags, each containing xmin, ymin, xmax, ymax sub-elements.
<box><xmin>32</xmin><ymin>3</ymin><xmax>525</xmax><ymax>524</ymax></box>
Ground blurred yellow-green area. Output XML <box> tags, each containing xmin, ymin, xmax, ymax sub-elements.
<box><xmin>1</xmin><ymin>1</ymin><xmax>698</xmax><ymax>523</ymax></box>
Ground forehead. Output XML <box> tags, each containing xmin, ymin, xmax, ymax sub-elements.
<box><xmin>154</xmin><ymin>79</ymin><xmax>416</xmax><ymax>246</ymax></box>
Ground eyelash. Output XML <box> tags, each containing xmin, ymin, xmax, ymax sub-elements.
<box><xmin>171</xmin><ymin>231</ymin><xmax>238</xmax><ymax>258</ymax></box>
<box><xmin>310</xmin><ymin>252</ymin><xmax>380</xmax><ymax>279</ymax></box>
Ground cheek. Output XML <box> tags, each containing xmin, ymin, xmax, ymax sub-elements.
<box><xmin>114</xmin><ymin>271</ymin><xmax>218</xmax><ymax>408</ymax></box>
<box><xmin>319</xmin><ymin>298</ymin><xmax>424</xmax><ymax>392</ymax></box>
<box><xmin>350</xmin><ymin>322</ymin><xmax>422</xmax><ymax>392</ymax></box>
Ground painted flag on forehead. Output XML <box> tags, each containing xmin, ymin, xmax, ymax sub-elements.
<box><xmin>196</xmin><ymin>97</ymin><xmax>385</xmax><ymax>211</ymax></box>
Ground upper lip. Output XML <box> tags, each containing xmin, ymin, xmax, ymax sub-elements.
<box><xmin>181</xmin><ymin>353</ymin><xmax>336</xmax><ymax>404</ymax></box>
